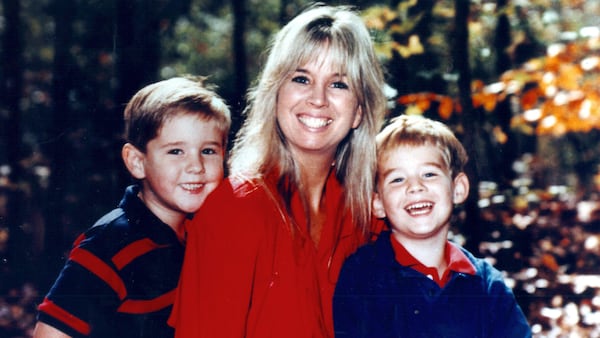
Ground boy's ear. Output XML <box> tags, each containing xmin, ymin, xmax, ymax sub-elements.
<box><xmin>452</xmin><ymin>172</ymin><xmax>470</xmax><ymax>204</ymax></box>
<box><xmin>122</xmin><ymin>143</ymin><xmax>146</xmax><ymax>180</ymax></box>
<box><xmin>372</xmin><ymin>192</ymin><xmax>387</xmax><ymax>219</ymax></box>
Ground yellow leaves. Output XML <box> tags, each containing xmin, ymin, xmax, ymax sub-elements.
<box><xmin>362</xmin><ymin>6</ymin><xmax>396</xmax><ymax>31</ymax></box>
<box><xmin>393</xmin><ymin>35</ymin><xmax>425</xmax><ymax>58</ymax></box>
<box><xmin>362</xmin><ymin>3</ymin><xmax>425</xmax><ymax>60</ymax></box>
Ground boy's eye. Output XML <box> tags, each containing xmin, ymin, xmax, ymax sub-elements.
<box><xmin>390</xmin><ymin>177</ymin><xmax>405</xmax><ymax>184</ymax></box>
<box><xmin>168</xmin><ymin>149</ymin><xmax>184</xmax><ymax>155</ymax></box>
<box><xmin>423</xmin><ymin>172</ymin><xmax>438</xmax><ymax>178</ymax></box>
<box><xmin>291</xmin><ymin>75</ymin><xmax>309</xmax><ymax>84</ymax></box>
<box><xmin>201</xmin><ymin>148</ymin><xmax>218</xmax><ymax>155</ymax></box>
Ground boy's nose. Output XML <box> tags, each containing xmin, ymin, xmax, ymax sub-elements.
<box><xmin>187</xmin><ymin>156</ymin><xmax>205</xmax><ymax>174</ymax></box>
<box><xmin>406</xmin><ymin>179</ymin><xmax>425</xmax><ymax>193</ymax></box>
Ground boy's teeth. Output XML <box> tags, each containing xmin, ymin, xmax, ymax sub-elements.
<box><xmin>407</xmin><ymin>202</ymin><xmax>433</xmax><ymax>210</ymax></box>
<box><xmin>406</xmin><ymin>202</ymin><xmax>433</xmax><ymax>215</ymax></box>
<box><xmin>298</xmin><ymin>116</ymin><xmax>332</xmax><ymax>128</ymax></box>
<box><xmin>182</xmin><ymin>183</ymin><xmax>203</xmax><ymax>191</ymax></box>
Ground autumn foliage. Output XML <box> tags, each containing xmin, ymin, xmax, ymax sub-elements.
<box><xmin>394</xmin><ymin>30</ymin><xmax>600</xmax><ymax>137</ymax></box>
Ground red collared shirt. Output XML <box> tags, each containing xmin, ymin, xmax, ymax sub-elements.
<box><xmin>391</xmin><ymin>235</ymin><xmax>476</xmax><ymax>288</ymax></box>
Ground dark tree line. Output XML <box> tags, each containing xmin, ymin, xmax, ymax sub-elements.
<box><xmin>0</xmin><ymin>0</ymin><xmax>549</xmax><ymax>289</ymax></box>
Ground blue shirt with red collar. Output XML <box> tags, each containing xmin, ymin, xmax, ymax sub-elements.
<box><xmin>391</xmin><ymin>234</ymin><xmax>477</xmax><ymax>288</ymax></box>
<box><xmin>333</xmin><ymin>231</ymin><xmax>531</xmax><ymax>338</ymax></box>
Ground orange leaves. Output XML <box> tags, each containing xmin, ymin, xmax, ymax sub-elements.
<box><xmin>394</xmin><ymin>30</ymin><xmax>600</xmax><ymax>138</ymax></box>
<box><xmin>396</xmin><ymin>92</ymin><xmax>457</xmax><ymax>120</ymax></box>
<box><xmin>500</xmin><ymin>38</ymin><xmax>600</xmax><ymax>136</ymax></box>
<box><xmin>396</xmin><ymin>88</ymin><xmax>502</xmax><ymax>122</ymax></box>
<box><xmin>472</xmin><ymin>91</ymin><xmax>498</xmax><ymax>112</ymax></box>
<box><xmin>556</xmin><ymin>63</ymin><xmax>583</xmax><ymax>91</ymax></box>
<box><xmin>438</xmin><ymin>96</ymin><xmax>454</xmax><ymax>120</ymax></box>
<box><xmin>520</xmin><ymin>88</ymin><xmax>542</xmax><ymax>110</ymax></box>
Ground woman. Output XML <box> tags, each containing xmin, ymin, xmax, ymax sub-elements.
<box><xmin>170</xmin><ymin>5</ymin><xmax>387</xmax><ymax>337</ymax></box>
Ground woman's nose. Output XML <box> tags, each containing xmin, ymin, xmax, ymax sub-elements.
<box><xmin>307</xmin><ymin>85</ymin><xmax>328</xmax><ymax>107</ymax></box>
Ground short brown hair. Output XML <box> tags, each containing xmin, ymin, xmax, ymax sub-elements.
<box><xmin>376</xmin><ymin>115</ymin><xmax>468</xmax><ymax>180</ymax></box>
<box><xmin>124</xmin><ymin>76</ymin><xmax>231</xmax><ymax>152</ymax></box>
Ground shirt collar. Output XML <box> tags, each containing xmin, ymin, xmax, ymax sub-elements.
<box><xmin>390</xmin><ymin>235</ymin><xmax>476</xmax><ymax>287</ymax></box>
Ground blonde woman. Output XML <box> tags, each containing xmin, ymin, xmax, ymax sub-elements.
<box><xmin>170</xmin><ymin>5</ymin><xmax>387</xmax><ymax>338</ymax></box>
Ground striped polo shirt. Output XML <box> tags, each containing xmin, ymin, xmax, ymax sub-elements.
<box><xmin>37</xmin><ymin>185</ymin><xmax>184</xmax><ymax>337</ymax></box>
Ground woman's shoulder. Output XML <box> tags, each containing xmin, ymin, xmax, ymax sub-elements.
<box><xmin>198</xmin><ymin>174</ymin><xmax>277</xmax><ymax>217</ymax></box>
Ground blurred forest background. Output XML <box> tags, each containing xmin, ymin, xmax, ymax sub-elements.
<box><xmin>0</xmin><ymin>0</ymin><xmax>599</xmax><ymax>337</ymax></box>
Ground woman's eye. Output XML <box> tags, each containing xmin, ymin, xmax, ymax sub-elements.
<box><xmin>291</xmin><ymin>75</ymin><xmax>309</xmax><ymax>84</ymax></box>
<box><xmin>332</xmin><ymin>81</ymin><xmax>349</xmax><ymax>89</ymax></box>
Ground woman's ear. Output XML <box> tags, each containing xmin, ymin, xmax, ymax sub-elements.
<box><xmin>122</xmin><ymin>143</ymin><xmax>146</xmax><ymax>180</ymax></box>
<box><xmin>372</xmin><ymin>192</ymin><xmax>387</xmax><ymax>219</ymax></box>
<box><xmin>352</xmin><ymin>106</ymin><xmax>363</xmax><ymax>129</ymax></box>
<box><xmin>452</xmin><ymin>172</ymin><xmax>470</xmax><ymax>204</ymax></box>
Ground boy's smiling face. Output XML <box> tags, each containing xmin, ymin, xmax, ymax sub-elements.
<box><xmin>373</xmin><ymin>144</ymin><xmax>469</xmax><ymax>243</ymax></box>
<box><xmin>124</xmin><ymin>113</ymin><xmax>225</xmax><ymax>227</ymax></box>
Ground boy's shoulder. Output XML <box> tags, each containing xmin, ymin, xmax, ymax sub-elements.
<box><xmin>75</xmin><ymin>186</ymin><xmax>165</xmax><ymax>255</ymax></box>
<box><xmin>343</xmin><ymin>231</ymin><xmax>396</xmax><ymax>269</ymax></box>
<box><xmin>453</xmin><ymin>244</ymin><xmax>504</xmax><ymax>277</ymax></box>
<box><xmin>76</xmin><ymin>206</ymin><xmax>138</xmax><ymax>254</ymax></box>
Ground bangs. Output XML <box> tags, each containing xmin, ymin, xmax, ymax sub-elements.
<box><xmin>277</xmin><ymin>25</ymin><xmax>356</xmax><ymax>80</ymax></box>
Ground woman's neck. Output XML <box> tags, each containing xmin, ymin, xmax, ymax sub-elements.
<box><xmin>296</xmin><ymin>153</ymin><xmax>335</xmax><ymax>247</ymax></box>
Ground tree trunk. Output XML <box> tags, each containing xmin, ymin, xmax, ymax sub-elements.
<box><xmin>231</xmin><ymin>0</ymin><xmax>247</xmax><ymax>134</ymax></box>
<box><xmin>1</xmin><ymin>0</ymin><xmax>22</xmax><ymax>181</ymax></box>
<box><xmin>494</xmin><ymin>0</ymin><xmax>512</xmax><ymax>75</ymax></box>
<box><xmin>453</xmin><ymin>0</ymin><xmax>484</xmax><ymax>253</ymax></box>
<box><xmin>41</xmin><ymin>0</ymin><xmax>75</xmax><ymax>286</ymax></box>
<box><xmin>114</xmin><ymin>0</ymin><xmax>162</xmax><ymax>188</ymax></box>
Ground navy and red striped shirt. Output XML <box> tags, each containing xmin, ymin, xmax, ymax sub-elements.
<box><xmin>37</xmin><ymin>185</ymin><xmax>184</xmax><ymax>338</ymax></box>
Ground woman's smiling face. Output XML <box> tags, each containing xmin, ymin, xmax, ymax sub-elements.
<box><xmin>275</xmin><ymin>56</ymin><xmax>362</xmax><ymax>160</ymax></box>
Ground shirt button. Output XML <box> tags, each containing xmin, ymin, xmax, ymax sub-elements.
<box><xmin>414</xmin><ymin>309</ymin><xmax>420</xmax><ymax>315</ymax></box>
<box><xmin>426</xmin><ymin>274</ymin><xmax>433</xmax><ymax>280</ymax></box>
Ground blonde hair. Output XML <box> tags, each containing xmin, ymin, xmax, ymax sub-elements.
<box><xmin>229</xmin><ymin>5</ymin><xmax>386</xmax><ymax>234</ymax></box>
<box><xmin>376</xmin><ymin>115</ymin><xmax>468</xmax><ymax>182</ymax></box>
<box><xmin>124</xmin><ymin>76</ymin><xmax>231</xmax><ymax>152</ymax></box>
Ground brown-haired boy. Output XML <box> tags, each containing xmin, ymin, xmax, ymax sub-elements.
<box><xmin>334</xmin><ymin>115</ymin><xmax>531</xmax><ymax>337</ymax></box>
<box><xmin>33</xmin><ymin>76</ymin><xmax>231</xmax><ymax>338</ymax></box>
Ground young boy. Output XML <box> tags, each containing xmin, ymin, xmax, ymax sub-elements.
<box><xmin>333</xmin><ymin>115</ymin><xmax>531</xmax><ymax>337</ymax></box>
<box><xmin>32</xmin><ymin>76</ymin><xmax>231</xmax><ymax>338</ymax></box>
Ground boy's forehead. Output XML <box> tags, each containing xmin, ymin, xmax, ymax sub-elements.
<box><xmin>379</xmin><ymin>144</ymin><xmax>447</xmax><ymax>168</ymax></box>
<box><xmin>156</xmin><ymin>114</ymin><xmax>224</xmax><ymax>140</ymax></box>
